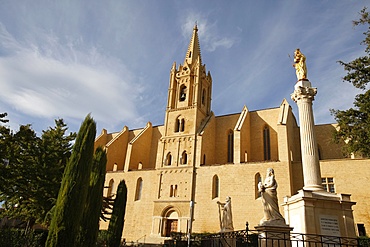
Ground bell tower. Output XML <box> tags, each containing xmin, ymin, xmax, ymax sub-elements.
<box><xmin>165</xmin><ymin>24</ymin><xmax>212</xmax><ymax>137</ymax></box>
<box><xmin>152</xmin><ymin>26</ymin><xmax>213</xmax><ymax>237</ymax></box>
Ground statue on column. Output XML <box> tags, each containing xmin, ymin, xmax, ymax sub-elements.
<box><xmin>258</xmin><ymin>168</ymin><xmax>286</xmax><ymax>226</ymax></box>
<box><xmin>293</xmin><ymin>48</ymin><xmax>307</xmax><ymax>81</ymax></box>
<box><xmin>217</xmin><ymin>196</ymin><xmax>234</xmax><ymax>232</ymax></box>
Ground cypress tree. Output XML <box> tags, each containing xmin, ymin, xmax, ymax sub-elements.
<box><xmin>46</xmin><ymin>114</ymin><xmax>96</xmax><ymax>247</ymax></box>
<box><xmin>107</xmin><ymin>180</ymin><xmax>128</xmax><ymax>247</ymax></box>
<box><xmin>79</xmin><ymin>146</ymin><xmax>107</xmax><ymax>246</ymax></box>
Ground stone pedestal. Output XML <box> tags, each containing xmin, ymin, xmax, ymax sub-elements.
<box><xmin>283</xmin><ymin>189</ymin><xmax>356</xmax><ymax>237</ymax></box>
<box><xmin>255</xmin><ymin>224</ymin><xmax>293</xmax><ymax>247</ymax></box>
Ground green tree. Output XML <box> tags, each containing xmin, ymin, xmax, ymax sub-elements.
<box><xmin>79</xmin><ymin>146</ymin><xmax>107</xmax><ymax>247</ymax></box>
<box><xmin>46</xmin><ymin>114</ymin><xmax>96</xmax><ymax>247</ymax></box>
<box><xmin>332</xmin><ymin>7</ymin><xmax>370</xmax><ymax>157</ymax></box>
<box><xmin>107</xmin><ymin>180</ymin><xmax>128</xmax><ymax>247</ymax></box>
<box><xmin>0</xmin><ymin>112</ymin><xmax>9</xmax><ymax>123</ymax></box>
<box><xmin>0</xmin><ymin>118</ymin><xmax>75</xmax><ymax>226</ymax></box>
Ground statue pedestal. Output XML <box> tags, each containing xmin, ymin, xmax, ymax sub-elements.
<box><xmin>255</xmin><ymin>224</ymin><xmax>293</xmax><ymax>247</ymax></box>
<box><xmin>282</xmin><ymin>189</ymin><xmax>356</xmax><ymax>237</ymax></box>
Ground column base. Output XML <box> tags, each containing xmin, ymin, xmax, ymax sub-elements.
<box><xmin>283</xmin><ymin>189</ymin><xmax>356</xmax><ymax>237</ymax></box>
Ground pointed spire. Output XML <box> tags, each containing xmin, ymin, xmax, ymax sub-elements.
<box><xmin>184</xmin><ymin>23</ymin><xmax>202</xmax><ymax>66</ymax></box>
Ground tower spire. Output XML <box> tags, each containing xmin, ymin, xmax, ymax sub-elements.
<box><xmin>184</xmin><ymin>24</ymin><xmax>201</xmax><ymax>66</ymax></box>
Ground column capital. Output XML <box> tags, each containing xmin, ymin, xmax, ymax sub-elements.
<box><xmin>291</xmin><ymin>86</ymin><xmax>317</xmax><ymax>103</ymax></box>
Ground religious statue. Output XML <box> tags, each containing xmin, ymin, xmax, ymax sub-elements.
<box><xmin>293</xmin><ymin>48</ymin><xmax>307</xmax><ymax>81</ymax></box>
<box><xmin>258</xmin><ymin>168</ymin><xmax>286</xmax><ymax>226</ymax></box>
<box><xmin>217</xmin><ymin>196</ymin><xmax>234</xmax><ymax>232</ymax></box>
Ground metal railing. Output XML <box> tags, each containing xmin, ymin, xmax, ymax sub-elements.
<box><xmin>168</xmin><ymin>223</ymin><xmax>369</xmax><ymax>247</ymax></box>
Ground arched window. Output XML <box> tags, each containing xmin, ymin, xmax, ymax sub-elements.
<box><xmin>175</xmin><ymin>117</ymin><xmax>185</xmax><ymax>133</ymax></box>
<box><xmin>170</xmin><ymin>185</ymin><xmax>178</xmax><ymax>197</ymax></box>
<box><xmin>107</xmin><ymin>179</ymin><xmax>114</xmax><ymax>197</ymax></box>
<box><xmin>180</xmin><ymin>118</ymin><xmax>185</xmax><ymax>132</ymax></box>
<box><xmin>212</xmin><ymin>175</ymin><xmax>219</xmax><ymax>199</ymax></box>
<box><xmin>135</xmin><ymin>177</ymin><xmax>143</xmax><ymax>201</ymax></box>
<box><xmin>181</xmin><ymin>151</ymin><xmax>188</xmax><ymax>165</ymax></box>
<box><xmin>175</xmin><ymin>118</ymin><xmax>180</xmax><ymax>132</ymax></box>
<box><xmin>255</xmin><ymin>173</ymin><xmax>262</xmax><ymax>199</ymax></box>
<box><xmin>227</xmin><ymin>130</ymin><xmax>234</xmax><ymax>163</ymax></box>
<box><xmin>263</xmin><ymin>126</ymin><xmax>271</xmax><ymax>161</ymax></box>
<box><xmin>179</xmin><ymin>85</ymin><xmax>187</xmax><ymax>101</ymax></box>
<box><xmin>165</xmin><ymin>152</ymin><xmax>172</xmax><ymax>166</ymax></box>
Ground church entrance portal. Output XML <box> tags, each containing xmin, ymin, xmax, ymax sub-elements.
<box><xmin>162</xmin><ymin>210</ymin><xmax>179</xmax><ymax>237</ymax></box>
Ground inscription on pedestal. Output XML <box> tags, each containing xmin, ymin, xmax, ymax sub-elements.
<box><xmin>319</xmin><ymin>215</ymin><xmax>340</xmax><ymax>236</ymax></box>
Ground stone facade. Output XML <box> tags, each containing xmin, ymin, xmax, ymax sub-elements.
<box><xmin>96</xmin><ymin>26</ymin><xmax>370</xmax><ymax>243</ymax></box>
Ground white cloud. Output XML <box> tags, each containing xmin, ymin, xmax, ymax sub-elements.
<box><xmin>0</xmin><ymin>22</ymin><xmax>142</xmax><ymax>130</ymax></box>
<box><xmin>181</xmin><ymin>11</ymin><xmax>237</xmax><ymax>52</ymax></box>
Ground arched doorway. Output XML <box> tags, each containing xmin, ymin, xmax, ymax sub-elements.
<box><xmin>163</xmin><ymin>210</ymin><xmax>179</xmax><ymax>237</ymax></box>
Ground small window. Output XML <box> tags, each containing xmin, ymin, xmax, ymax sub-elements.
<box><xmin>174</xmin><ymin>185</ymin><xmax>178</xmax><ymax>197</ymax></box>
<box><xmin>212</xmin><ymin>175</ymin><xmax>219</xmax><ymax>199</ymax></box>
<box><xmin>135</xmin><ymin>177</ymin><xmax>143</xmax><ymax>201</ymax></box>
<box><xmin>322</xmin><ymin>177</ymin><xmax>335</xmax><ymax>193</ymax></box>
<box><xmin>165</xmin><ymin>152</ymin><xmax>172</xmax><ymax>166</ymax></box>
<box><xmin>175</xmin><ymin>117</ymin><xmax>185</xmax><ymax>133</ymax></box>
<box><xmin>175</xmin><ymin>118</ymin><xmax>180</xmax><ymax>132</ymax></box>
<box><xmin>357</xmin><ymin>224</ymin><xmax>367</xmax><ymax>237</ymax></box>
<box><xmin>170</xmin><ymin>185</ymin><xmax>178</xmax><ymax>197</ymax></box>
<box><xmin>180</xmin><ymin>118</ymin><xmax>185</xmax><ymax>132</ymax></box>
<box><xmin>181</xmin><ymin>151</ymin><xmax>188</xmax><ymax>165</ymax></box>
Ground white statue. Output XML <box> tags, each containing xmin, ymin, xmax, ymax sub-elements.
<box><xmin>258</xmin><ymin>168</ymin><xmax>286</xmax><ymax>226</ymax></box>
<box><xmin>217</xmin><ymin>196</ymin><xmax>234</xmax><ymax>232</ymax></box>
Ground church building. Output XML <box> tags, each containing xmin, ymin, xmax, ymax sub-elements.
<box><xmin>96</xmin><ymin>25</ymin><xmax>370</xmax><ymax>243</ymax></box>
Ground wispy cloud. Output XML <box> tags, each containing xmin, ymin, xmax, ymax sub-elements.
<box><xmin>0</xmin><ymin>22</ymin><xmax>142</xmax><ymax>130</ymax></box>
<box><xmin>181</xmin><ymin>11</ymin><xmax>237</xmax><ymax>52</ymax></box>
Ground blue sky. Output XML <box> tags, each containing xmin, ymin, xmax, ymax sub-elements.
<box><xmin>0</xmin><ymin>1</ymin><xmax>368</xmax><ymax>134</ymax></box>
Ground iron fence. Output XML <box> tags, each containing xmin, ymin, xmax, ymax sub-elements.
<box><xmin>168</xmin><ymin>224</ymin><xmax>369</xmax><ymax>247</ymax></box>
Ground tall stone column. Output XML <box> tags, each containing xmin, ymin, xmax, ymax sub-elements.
<box><xmin>291</xmin><ymin>80</ymin><xmax>323</xmax><ymax>191</ymax></box>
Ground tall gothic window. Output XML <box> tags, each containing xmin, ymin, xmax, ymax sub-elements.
<box><xmin>227</xmin><ymin>130</ymin><xmax>234</xmax><ymax>163</ymax></box>
<box><xmin>135</xmin><ymin>177</ymin><xmax>143</xmax><ymax>201</ymax></box>
<box><xmin>179</xmin><ymin>85</ymin><xmax>187</xmax><ymax>101</ymax></box>
<box><xmin>212</xmin><ymin>175</ymin><xmax>219</xmax><ymax>199</ymax></box>
<box><xmin>263</xmin><ymin>126</ymin><xmax>271</xmax><ymax>160</ymax></box>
